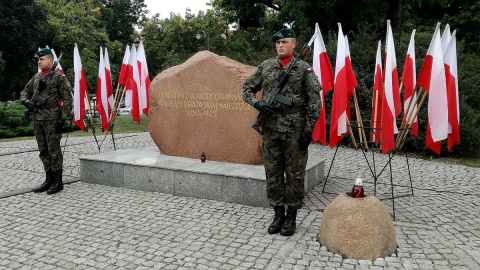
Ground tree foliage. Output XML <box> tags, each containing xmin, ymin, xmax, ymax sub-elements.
<box><xmin>0</xmin><ymin>0</ymin><xmax>47</xmax><ymax>100</ymax></box>
<box><xmin>100</xmin><ymin>0</ymin><xmax>148</xmax><ymax>45</ymax></box>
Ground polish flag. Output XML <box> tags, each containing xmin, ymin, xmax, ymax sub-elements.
<box><xmin>312</xmin><ymin>23</ymin><xmax>335</xmax><ymax>145</ymax></box>
<box><xmin>125</xmin><ymin>45</ymin><xmax>141</xmax><ymax>124</ymax></box>
<box><xmin>416</xmin><ymin>23</ymin><xmax>448</xmax><ymax>154</ymax></box>
<box><xmin>371</xmin><ymin>41</ymin><xmax>383</xmax><ymax>144</ymax></box>
<box><xmin>118</xmin><ymin>45</ymin><xmax>131</xmax><ymax>86</ymax></box>
<box><xmin>444</xmin><ymin>31</ymin><xmax>460</xmax><ymax>151</ymax></box>
<box><xmin>96</xmin><ymin>47</ymin><xmax>110</xmax><ymax>131</ymax></box>
<box><xmin>104</xmin><ymin>48</ymin><xmax>114</xmax><ymax>110</ymax></box>
<box><xmin>136</xmin><ymin>41</ymin><xmax>150</xmax><ymax>115</ymax></box>
<box><xmin>401</xmin><ymin>30</ymin><xmax>418</xmax><ymax>136</ymax></box>
<box><xmin>384</xmin><ymin>21</ymin><xmax>401</xmax><ymax>118</ymax></box>
<box><xmin>344</xmin><ymin>35</ymin><xmax>358</xmax><ymax>99</ymax></box>
<box><xmin>329</xmin><ymin>23</ymin><xmax>349</xmax><ymax>148</ymax></box>
<box><xmin>441</xmin><ymin>24</ymin><xmax>451</xmax><ymax>53</ymax></box>
<box><xmin>381</xmin><ymin>20</ymin><xmax>400</xmax><ymax>154</ymax></box>
<box><xmin>73</xmin><ymin>44</ymin><xmax>87</xmax><ymax>131</ymax></box>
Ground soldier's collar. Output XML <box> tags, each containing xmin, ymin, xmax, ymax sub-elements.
<box><xmin>278</xmin><ymin>54</ymin><xmax>293</xmax><ymax>68</ymax></box>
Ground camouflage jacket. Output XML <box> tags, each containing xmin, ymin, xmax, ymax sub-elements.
<box><xmin>20</xmin><ymin>71</ymin><xmax>73</xmax><ymax>121</ymax></box>
<box><xmin>241</xmin><ymin>57</ymin><xmax>321</xmax><ymax>133</ymax></box>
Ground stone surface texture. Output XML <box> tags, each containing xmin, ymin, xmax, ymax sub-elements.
<box><xmin>149</xmin><ymin>51</ymin><xmax>262</xmax><ymax>164</ymax></box>
<box><xmin>319</xmin><ymin>193</ymin><xmax>397</xmax><ymax>260</ymax></box>
<box><xmin>1</xmin><ymin>133</ymin><xmax>480</xmax><ymax>269</ymax></box>
<box><xmin>79</xmin><ymin>147</ymin><xmax>324</xmax><ymax>207</ymax></box>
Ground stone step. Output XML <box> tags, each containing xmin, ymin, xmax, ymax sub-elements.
<box><xmin>80</xmin><ymin>147</ymin><xmax>325</xmax><ymax>207</ymax></box>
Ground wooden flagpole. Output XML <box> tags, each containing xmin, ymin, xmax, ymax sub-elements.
<box><xmin>109</xmin><ymin>84</ymin><xmax>122</xmax><ymax>123</ymax></box>
<box><xmin>353</xmin><ymin>89</ymin><xmax>369</xmax><ymax>150</ymax></box>
<box><xmin>109</xmin><ymin>85</ymin><xmax>126</xmax><ymax>126</ymax></box>
<box><xmin>346</xmin><ymin>118</ymin><xmax>358</xmax><ymax>149</ymax></box>
<box><xmin>396</xmin><ymin>86</ymin><xmax>423</xmax><ymax>147</ymax></box>
<box><xmin>396</xmin><ymin>88</ymin><xmax>428</xmax><ymax>150</ymax></box>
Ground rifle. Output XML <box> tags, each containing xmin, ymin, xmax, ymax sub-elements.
<box><xmin>252</xmin><ymin>33</ymin><xmax>317</xmax><ymax>134</ymax></box>
<box><xmin>24</xmin><ymin>54</ymin><xmax>63</xmax><ymax>123</ymax></box>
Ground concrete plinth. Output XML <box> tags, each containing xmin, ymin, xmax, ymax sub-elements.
<box><xmin>79</xmin><ymin>147</ymin><xmax>324</xmax><ymax>207</ymax></box>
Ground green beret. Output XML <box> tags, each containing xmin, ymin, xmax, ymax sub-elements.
<box><xmin>35</xmin><ymin>48</ymin><xmax>52</xmax><ymax>58</ymax></box>
<box><xmin>272</xmin><ymin>28</ymin><xmax>296</xmax><ymax>42</ymax></box>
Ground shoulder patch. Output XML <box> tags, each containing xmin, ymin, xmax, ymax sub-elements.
<box><xmin>307</xmin><ymin>68</ymin><xmax>313</xmax><ymax>73</ymax></box>
<box><xmin>310</xmin><ymin>76</ymin><xmax>320</xmax><ymax>87</ymax></box>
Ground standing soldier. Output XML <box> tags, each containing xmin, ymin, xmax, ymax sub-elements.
<box><xmin>241</xmin><ymin>28</ymin><xmax>321</xmax><ymax>236</ymax></box>
<box><xmin>21</xmin><ymin>48</ymin><xmax>73</xmax><ymax>195</ymax></box>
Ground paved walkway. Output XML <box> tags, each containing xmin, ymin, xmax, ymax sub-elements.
<box><xmin>0</xmin><ymin>132</ymin><xmax>479</xmax><ymax>269</ymax></box>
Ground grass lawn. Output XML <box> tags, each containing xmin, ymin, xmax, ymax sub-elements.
<box><xmin>0</xmin><ymin>115</ymin><xmax>149</xmax><ymax>142</ymax></box>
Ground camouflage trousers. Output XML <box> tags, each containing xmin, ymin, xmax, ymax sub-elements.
<box><xmin>262</xmin><ymin>130</ymin><xmax>308</xmax><ymax>209</ymax></box>
<box><xmin>34</xmin><ymin>120</ymin><xmax>63</xmax><ymax>172</ymax></box>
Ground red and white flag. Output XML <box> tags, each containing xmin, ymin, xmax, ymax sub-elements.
<box><xmin>416</xmin><ymin>23</ymin><xmax>448</xmax><ymax>154</ymax></box>
<box><xmin>136</xmin><ymin>41</ymin><xmax>150</xmax><ymax>115</ymax></box>
<box><xmin>381</xmin><ymin>20</ymin><xmax>400</xmax><ymax>154</ymax></box>
<box><xmin>118</xmin><ymin>45</ymin><xmax>131</xmax><ymax>86</ymax></box>
<box><xmin>371</xmin><ymin>41</ymin><xmax>383</xmax><ymax>143</ymax></box>
<box><xmin>104</xmin><ymin>48</ymin><xmax>114</xmax><ymax>109</ymax></box>
<box><xmin>312</xmin><ymin>23</ymin><xmax>334</xmax><ymax>145</ymax></box>
<box><xmin>384</xmin><ymin>22</ymin><xmax>401</xmax><ymax>118</ymax></box>
<box><xmin>344</xmin><ymin>35</ymin><xmax>358</xmax><ymax>99</ymax></box>
<box><xmin>441</xmin><ymin>24</ymin><xmax>451</xmax><ymax>53</ymax></box>
<box><xmin>444</xmin><ymin>30</ymin><xmax>460</xmax><ymax>151</ymax></box>
<box><xmin>96</xmin><ymin>47</ymin><xmax>110</xmax><ymax>131</ymax></box>
<box><xmin>401</xmin><ymin>29</ymin><xmax>418</xmax><ymax>136</ymax></box>
<box><xmin>329</xmin><ymin>23</ymin><xmax>349</xmax><ymax>148</ymax></box>
<box><xmin>125</xmin><ymin>44</ymin><xmax>141</xmax><ymax>124</ymax></box>
<box><xmin>73</xmin><ymin>44</ymin><xmax>87</xmax><ymax>131</ymax></box>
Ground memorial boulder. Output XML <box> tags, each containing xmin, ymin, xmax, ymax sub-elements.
<box><xmin>148</xmin><ymin>51</ymin><xmax>262</xmax><ymax>164</ymax></box>
<box><xmin>319</xmin><ymin>193</ymin><xmax>397</xmax><ymax>260</ymax></box>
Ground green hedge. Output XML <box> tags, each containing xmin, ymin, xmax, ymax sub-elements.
<box><xmin>0</xmin><ymin>101</ymin><xmax>33</xmax><ymax>138</ymax></box>
<box><xmin>0</xmin><ymin>101</ymin><xmax>79</xmax><ymax>138</ymax></box>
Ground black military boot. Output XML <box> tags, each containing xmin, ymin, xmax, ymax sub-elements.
<box><xmin>280</xmin><ymin>207</ymin><xmax>297</xmax><ymax>236</ymax></box>
<box><xmin>268</xmin><ymin>205</ymin><xmax>285</xmax><ymax>234</ymax></box>
<box><xmin>47</xmin><ymin>170</ymin><xmax>63</xmax><ymax>195</ymax></box>
<box><xmin>32</xmin><ymin>169</ymin><xmax>54</xmax><ymax>193</ymax></box>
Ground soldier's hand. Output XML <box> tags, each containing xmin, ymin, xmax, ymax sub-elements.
<box><xmin>54</xmin><ymin>118</ymin><xmax>66</xmax><ymax>134</ymax></box>
<box><xmin>254</xmin><ymin>100</ymin><xmax>275</xmax><ymax>116</ymax></box>
<box><xmin>298</xmin><ymin>131</ymin><xmax>312</xmax><ymax>151</ymax></box>
<box><xmin>22</xmin><ymin>100</ymin><xmax>35</xmax><ymax>112</ymax></box>
<box><xmin>23</xmin><ymin>111</ymin><xmax>31</xmax><ymax>123</ymax></box>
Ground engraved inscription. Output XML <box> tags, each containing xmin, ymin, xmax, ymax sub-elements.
<box><xmin>158</xmin><ymin>84</ymin><xmax>251</xmax><ymax>117</ymax></box>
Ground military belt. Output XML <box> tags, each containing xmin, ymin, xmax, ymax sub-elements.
<box><xmin>38</xmin><ymin>102</ymin><xmax>59</xmax><ymax>109</ymax></box>
<box><xmin>273</xmin><ymin>106</ymin><xmax>304</xmax><ymax>114</ymax></box>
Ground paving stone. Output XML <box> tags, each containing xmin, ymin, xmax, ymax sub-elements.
<box><xmin>0</xmin><ymin>133</ymin><xmax>479</xmax><ymax>269</ymax></box>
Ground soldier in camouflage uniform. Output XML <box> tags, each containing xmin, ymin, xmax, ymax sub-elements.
<box><xmin>241</xmin><ymin>28</ymin><xmax>321</xmax><ymax>236</ymax></box>
<box><xmin>20</xmin><ymin>48</ymin><xmax>73</xmax><ymax>195</ymax></box>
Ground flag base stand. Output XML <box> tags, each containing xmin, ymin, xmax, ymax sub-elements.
<box><xmin>99</xmin><ymin>122</ymin><xmax>117</xmax><ymax>152</ymax></box>
<box><xmin>321</xmin><ymin>121</ymin><xmax>414</xmax><ymax>220</ymax></box>
<box><xmin>84</xmin><ymin>112</ymin><xmax>101</xmax><ymax>153</ymax></box>
<box><xmin>84</xmin><ymin>110</ymin><xmax>118</xmax><ymax>153</ymax></box>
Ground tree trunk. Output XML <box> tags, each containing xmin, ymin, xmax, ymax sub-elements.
<box><xmin>388</xmin><ymin>0</ymin><xmax>403</xmax><ymax>42</ymax></box>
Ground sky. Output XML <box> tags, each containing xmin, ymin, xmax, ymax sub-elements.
<box><xmin>144</xmin><ymin>0</ymin><xmax>210</xmax><ymax>19</ymax></box>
